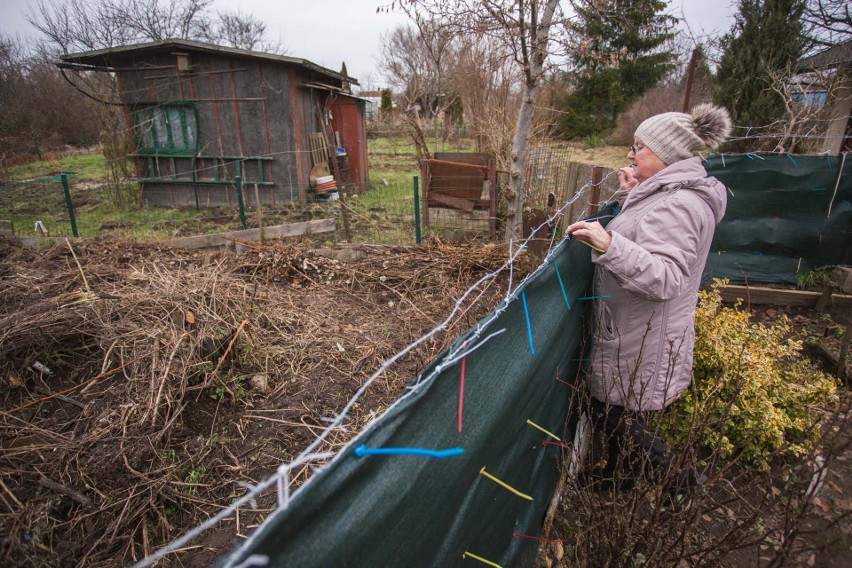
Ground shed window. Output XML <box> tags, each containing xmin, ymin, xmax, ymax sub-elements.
<box><xmin>133</xmin><ymin>104</ymin><xmax>198</xmax><ymax>153</ymax></box>
<box><xmin>791</xmin><ymin>91</ymin><xmax>827</xmax><ymax>107</ymax></box>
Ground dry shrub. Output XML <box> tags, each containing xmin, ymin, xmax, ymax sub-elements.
<box><xmin>0</xmin><ymin>237</ymin><xmax>525</xmax><ymax>567</ymax></box>
<box><xmin>609</xmin><ymin>85</ymin><xmax>705</xmax><ymax>145</ymax></box>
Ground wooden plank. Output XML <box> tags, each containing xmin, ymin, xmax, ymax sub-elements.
<box><xmin>488</xmin><ymin>157</ymin><xmax>497</xmax><ymax>242</ymax></box>
<box><xmin>429</xmin><ymin>193</ymin><xmax>476</xmax><ymax>213</ymax></box>
<box><xmin>421</xmin><ymin>159</ymin><xmax>430</xmax><ymax>228</ymax></box>
<box><xmin>168</xmin><ymin>218</ymin><xmax>335</xmax><ymax>249</ymax></box>
<box><xmin>831</xmin><ymin>267</ymin><xmax>852</xmax><ymax>294</ymax></box>
<box><xmin>589</xmin><ymin>166</ymin><xmax>603</xmax><ymax>216</ymax></box>
<box><xmin>434</xmin><ymin>152</ymin><xmax>491</xmax><ymax>167</ymax></box>
<box><xmin>714</xmin><ymin>284</ymin><xmax>852</xmax><ymax>308</ymax></box>
<box><xmin>561</xmin><ymin>161</ymin><xmax>580</xmax><ymax>234</ymax></box>
<box><xmin>428</xmin><ymin>158</ymin><xmax>489</xmax><ymax>174</ymax></box>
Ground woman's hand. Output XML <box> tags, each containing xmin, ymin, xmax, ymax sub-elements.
<box><xmin>618</xmin><ymin>166</ymin><xmax>639</xmax><ymax>191</ymax></box>
<box><xmin>564</xmin><ymin>221</ymin><xmax>611</xmax><ymax>253</ymax></box>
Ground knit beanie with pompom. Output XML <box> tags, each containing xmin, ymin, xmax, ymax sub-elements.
<box><xmin>634</xmin><ymin>103</ymin><xmax>733</xmax><ymax>165</ymax></box>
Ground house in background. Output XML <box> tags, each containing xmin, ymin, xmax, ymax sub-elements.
<box><xmin>59</xmin><ymin>39</ymin><xmax>369</xmax><ymax>207</ymax></box>
<box><xmin>357</xmin><ymin>90</ymin><xmax>382</xmax><ymax>122</ymax></box>
<box><xmin>796</xmin><ymin>39</ymin><xmax>852</xmax><ymax>154</ymax></box>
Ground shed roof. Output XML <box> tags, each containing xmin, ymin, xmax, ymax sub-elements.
<box><xmin>59</xmin><ymin>38</ymin><xmax>358</xmax><ymax>85</ymax></box>
<box><xmin>796</xmin><ymin>39</ymin><xmax>852</xmax><ymax>71</ymax></box>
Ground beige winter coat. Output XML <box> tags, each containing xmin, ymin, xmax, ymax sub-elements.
<box><xmin>588</xmin><ymin>157</ymin><xmax>727</xmax><ymax>411</ymax></box>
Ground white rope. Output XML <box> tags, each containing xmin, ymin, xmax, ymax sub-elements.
<box><xmin>128</xmin><ymin>452</ymin><xmax>334</xmax><ymax>568</ymax></box>
<box><xmin>827</xmin><ymin>152</ymin><xmax>847</xmax><ymax>219</ymax></box>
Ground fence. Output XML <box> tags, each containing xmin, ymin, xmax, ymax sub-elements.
<box><xmin>0</xmin><ymin>170</ymin><xmax>486</xmax><ymax>248</ymax></box>
<box><xmin>5</xmin><ymin>152</ymin><xmax>849</xmax><ymax>284</ymax></box>
<box><xmin>0</xmin><ymin>174</ymin><xmax>89</xmax><ymax>238</ymax></box>
<box><xmin>522</xmin><ymin>149</ymin><xmax>852</xmax><ymax>285</ymax></box>
<box><xmin>0</xmin><ymin>143</ymin><xmax>613</xmax><ymax>248</ymax></box>
<box><xmin>706</xmin><ymin>152</ymin><xmax>851</xmax><ymax>283</ymax></box>
<box><xmin>0</xmin><ymin>174</ymin><xmax>369</xmax><ymax>245</ymax></box>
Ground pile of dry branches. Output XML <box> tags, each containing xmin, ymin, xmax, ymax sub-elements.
<box><xmin>0</xmin><ymin>237</ymin><xmax>530</xmax><ymax>567</ymax></box>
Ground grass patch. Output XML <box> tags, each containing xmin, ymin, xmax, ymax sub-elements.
<box><xmin>3</xmin><ymin>151</ymin><xmax>109</xmax><ymax>183</ymax></box>
<box><xmin>368</xmin><ymin>135</ymin><xmax>418</xmax><ymax>156</ymax></box>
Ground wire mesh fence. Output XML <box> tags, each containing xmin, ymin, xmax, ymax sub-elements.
<box><xmin>0</xmin><ymin>175</ymin><xmax>342</xmax><ymax>242</ymax></box>
<box><xmin>0</xmin><ymin>175</ymin><xmax>83</xmax><ymax>238</ymax></box>
<box><xmin>0</xmin><ymin>173</ymin><xmax>424</xmax><ymax>245</ymax></box>
<box><xmin>345</xmin><ymin>180</ymin><xmax>420</xmax><ymax>245</ymax></box>
<box><xmin>1</xmin><ymin>154</ymin><xmax>611</xmax><ymax>247</ymax></box>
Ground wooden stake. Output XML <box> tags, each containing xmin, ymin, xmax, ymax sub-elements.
<box><xmin>65</xmin><ymin>237</ymin><xmax>91</xmax><ymax>294</ymax></box>
<box><xmin>254</xmin><ymin>183</ymin><xmax>264</xmax><ymax>242</ymax></box>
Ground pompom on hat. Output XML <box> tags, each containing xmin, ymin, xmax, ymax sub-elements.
<box><xmin>634</xmin><ymin>103</ymin><xmax>733</xmax><ymax>165</ymax></box>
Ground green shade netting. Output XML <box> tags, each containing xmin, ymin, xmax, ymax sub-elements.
<box><xmin>706</xmin><ymin>153</ymin><xmax>851</xmax><ymax>284</ymax></box>
<box><xmin>218</xmin><ymin>233</ymin><xmax>597</xmax><ymax>568</ymax></box>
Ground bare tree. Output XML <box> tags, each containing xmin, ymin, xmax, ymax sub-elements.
<box><xmin>116</xmin><ymin>0</ymin><xmax>212</xmax><ymax>42</ymax></box>
<box><xmin>213</xmin><ymin>10</ymin><xmax>266</xmax><ymax>51</ymax></box>
<box><xmin>803</xmin><ymin>0</ymin><xmax>851</xmax><ymax>50</ymax></box>
<box><xmin>452</xmin><ymin>35</ymin><xmax>525</xmax><ymax>168</ymax></box>
<box><xmin>0</xmin><ymin>33</ymin><xmax>101</xmax><ymax>169</ymax></box>
<box><xmin>384</xmin><ymin>0</ymin><xmax>563</xmax><ymax>242</ymax></box>
<box><xmin>28</xmin><ymin>0</ymin><xmax>139</xmax><ymax>53</ymax></box>
<box><xmin>378</xmin><ymin>18</ymin><xmax>460</xmax><ymax>160</ymax></box>
<box><xmin>27</xmin><ymin>0</ymin><xmax>215</xmax><ymax>54</ymax></box>
<box><xmin>768</xmin><ymin>63</ymin><xmax>845</xmax><ymax>153</ymax></box>
<box><xmin>200</xmin><ymin>10</ymin><xmax>286</xmax><ymax>53</ymax></box>
<box><xmin>28</xmin><ymin>0</ymin><xmax>282</xmax><ymax>54</ymax></box>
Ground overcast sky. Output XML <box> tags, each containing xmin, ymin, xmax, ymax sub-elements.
<box><xmin>1</xmin><ymin>0</ymin><xmax>739</xmax><ymax>88</ymax></box>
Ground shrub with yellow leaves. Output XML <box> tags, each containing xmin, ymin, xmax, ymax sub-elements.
<box><xmin>663</xmin><ymin>279</ymin><xmax>837</xmax><ymax>469</ymax></box>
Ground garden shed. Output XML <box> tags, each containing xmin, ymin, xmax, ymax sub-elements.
<box><xmin>59</xmin><ymin>39</ymin><xmax>369</xmax><ymax>207</ymax></box>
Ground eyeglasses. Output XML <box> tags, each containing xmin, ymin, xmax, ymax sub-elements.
<box><xmin>630</xmin><ymin>144</ymin><xmax>645</xmax><ymax>154</ymax></box>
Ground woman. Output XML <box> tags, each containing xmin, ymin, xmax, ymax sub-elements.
<box><xmin>565</xmin><ymin>103</ymin><xmax>732</xmax><ymax>492</ymax></box>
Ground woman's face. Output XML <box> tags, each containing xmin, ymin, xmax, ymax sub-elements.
<box><xmin>628</xmin><ymin>139</ymin><xmax>667</xmax><ymax>183</ymax></box>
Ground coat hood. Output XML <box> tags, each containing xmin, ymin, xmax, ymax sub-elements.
<box><xmin>622</xmin><ymin>157</ymin><xmax>727</xmax><ymax>223</ymax></box>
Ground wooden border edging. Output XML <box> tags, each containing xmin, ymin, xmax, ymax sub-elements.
<box><xmin>167</xmin><ymin>218</ymin><xmax>335</xmax><ymax>249</ymax></box>
<box><xmin>712</xmin><ymin>284</ymin><xmax>852</xmax><ymax>308</ymax></box>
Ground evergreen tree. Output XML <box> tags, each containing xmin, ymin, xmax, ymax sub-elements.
<box><xmin>560</xmin><ymin>0</ymin><xmax>676</xmax><ymax>139</ymax></box>
<box><xmin>380</xmin><ymin>88</ymin><xmax>393</xmax><ymax>119</ymax></box>
<box><xmin>714</xmin><ymin>0</ymin><xmax>807</xmax><ymax>147</ymax></box>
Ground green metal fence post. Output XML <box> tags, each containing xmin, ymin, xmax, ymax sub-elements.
<box><xmin>413</xmin><ymin>175</ymin><xmax>421</xmax><ymax>244</ymax></box>
<box><xmin>32</xmin><ymin>137</ymin><xmax>43</xmax><ymax>161</ymax></box>
<box><xmin>60</xmin><ymin>173</ymin><xmax>79</xmax><ymax>237</ymax></box>
<box><xmin>235</xmin><ymin>174</ymin><xmax>247</xmax><ymax>229</ymax></box>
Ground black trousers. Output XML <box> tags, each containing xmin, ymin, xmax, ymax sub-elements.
<box><xmin>587</xmin><ymin>397</ymin><xmax>672</xmax><ymax>480</ymax></box>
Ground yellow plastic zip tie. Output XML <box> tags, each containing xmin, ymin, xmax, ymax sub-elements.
<box><xmin>463</xmin><ymin>551</ymin><xmax>502</xmax><ymax>568</ymax></box>
<box><xmin>479</xmin><ymin>467</ymin><xmax>533</xmax><ymax>501</ymax></box>
<box><xmin>577</xmin><ymin>239</ymin><xmax>605</xmax><ymax>253</ymax></box>
<box><xmin>526</xmin><ymin>419</ymin><xmax>561</xmax><ymax>441</ymax></box>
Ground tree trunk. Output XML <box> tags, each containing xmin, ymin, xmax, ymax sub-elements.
<box><xmin>504</xmin><ymin>0</ymin><xmax>559</xmax><ymax>244</ymax></box>
<box><xmin>407</xmin><ymin>110</ymin><xmax>432</xmax><ymax>162</ymax></box>
<box><xmin>506</xmin><ymin>81</ymin><xmax>538</xmax><ymax>242</ymax></box>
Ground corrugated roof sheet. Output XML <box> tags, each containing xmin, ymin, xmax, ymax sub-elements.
<box><xmin>59</xmin><ymin>38</ymin><xmax>358</xmax><ymax>85</ymax></box>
